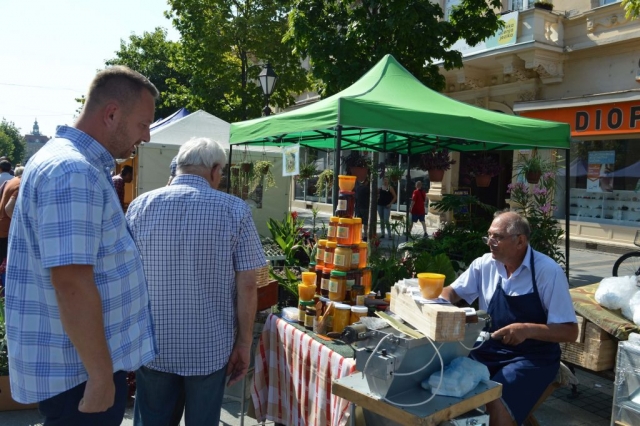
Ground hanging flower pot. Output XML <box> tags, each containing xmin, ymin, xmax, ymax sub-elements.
<box><xmin>231</xmin><ymin>167</ymin><xmax>240</xmax><ymax>177</ymax></box>
<box><xmin>526</xmin><ymin>171</ymin><xmax>542</xmax><ymax>184</ymax></box>
<box><xmin>349</xmin><ymin>166</ymin><xmax>369</xmax><ymax>182</ymax></box>
<box><xmin>240</xmin><ymin>162</ymin><xmax>252</xmax><ymax>173</ymax></box>
<box><xmin>475</xmin><ymin>174</ymin><xmax>492</xmax><ymax>187</ymax></box>
<box><xmin>428</xmin><ymin>169</ymin><xmax>445</xmax><ymax>183</ymax></box>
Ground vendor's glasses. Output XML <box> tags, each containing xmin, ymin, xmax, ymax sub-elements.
<box><xmin>482</xmin><ymin>233</ymin><xmax>520</xmax><ymax>247</ymax></box>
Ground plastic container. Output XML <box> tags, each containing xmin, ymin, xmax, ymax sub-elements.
<box><xmin>337</xmin><ymin>218</ymin><xmax>354</xmax><ymax>245</ymax></box>
<box><xmin>358</xmin><ymin>242</ymin><xmax>368</xmax><ymax>269</ymax></box>
<box><xmin>334</xmin><ymin>245</ymin><xmax>352</xmax><ymax>271</ymax></box>
<box><xmin>417</xmin><ymin>273</ymin><xmax>446</xmax><ymax>299</ymax></box>
<box><xmin>298</xmin><ymin>282</ymin><xmax>316</xmax><ymax>301</ymax></box>
<box><xmin>329</xmin><ymin>270</ymin><xmax>347</xmax><ymax>302</ymax></box>
<box><xmin>333</xmin><ymin>303</ymin><xmax>352</xmax><ymax>333</ymax></box>
<box><xmin>352</xmin><ymin>218</ymin><xmax>362</xmax><ymax>244</ymax></box>
<box><xmin>324</xmin><ymin>241</ymin><xmax>336</xmax><ymax>268</ymax></box>
<box><xmin>338</xmin><ymin>175</ymin><xmax>356</xmax><ymax>192</ymax></box>
<box><xmin>316</xmin><ymin>239</ymin><xmax>327</xmax><ymax>267</ymax></box>
<box><xmin>350</xmin><ymin>305</ymin><xmax>368</xmax><ymax>324</ymax></box>
<box><xmin>327</xmin><ymin>217</ymin><xmax>339</xmax><ymax>243</ymax></box>
<box><xmin>336</xmin><ymin>191</ymin><xmax>355</xmax><ymax>218</ymax></box>
<box><xmin>361</xmin><ymin>267</ymin><xmax>372</xmax><ymax>295</ymax></box>
<box><xmin>321</xmin><ymin>267</ymin><xmax>332</xmax><ymax>297</ymax></box>
<box><xmin>350</xmin><ymin>283</ymin><xmax>364</xmax><ymax>305</ymax></box>
<box><xmin>302</xmin><ymin>271</ymin><xmax>316</xmax><ymax>286</ymax></box>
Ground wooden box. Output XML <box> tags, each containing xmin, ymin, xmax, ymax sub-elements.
<box><xmin>560</xmin><ymin>321</ymin><xmax>617</xmax><ymax>371</ymax></box>
<box><xmin>389</xmin><ymin>285</ymin><xmax>466</xmax><ymax>341</ymax></box>
<box><xmin>0</xmin><ymin>376</ymin><xmax>38</xmax><ymax>412</ymax></box>
<box><xmin>256</xmin><ymin>280</ymin><xmax>278</xmax><ymax>312</ymax></box>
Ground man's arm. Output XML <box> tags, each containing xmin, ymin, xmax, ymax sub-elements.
<box><xmin>50</xmin><ymin>264</ymin><xmax>115</xmax><ymax>413</ymax></box>
<box><xmin>226</xmin><ymin>269</ymin><xmax>257</xmax><ymax>387</ymax></box>
<box><xmin>440</xmin><ymin>286</ymin><xmax>462</xmax><ymax>304</ymax></box>
<box><xmin>492</xmin><ymin>322</ymin><xmax>578</xmax><ymax>346</ymax></box>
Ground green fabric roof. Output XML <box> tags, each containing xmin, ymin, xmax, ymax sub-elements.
<box><xmin>230</xmin><ymin>55</ymin><xmax>570</xmax><ymax>154</ymax></box>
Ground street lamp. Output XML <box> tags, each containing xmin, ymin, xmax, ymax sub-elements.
<box><xmin>258</xmin><ymin>62</ymin><xmax>278</xmax><ymax>116</ymax></box>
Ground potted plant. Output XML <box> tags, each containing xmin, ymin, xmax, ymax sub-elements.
<box><xmin>344</xmin><ymin>152</ymin><xmax>372</xmax><ymax>181</ymax></box>
<box><xmin>250</xmin><ymin>160</ymin><xmax>277</xmax><ymax>192</ymax></box>
<box><xmin>419</xmin><ymin>149</ymin><xmax>456</xmax><ymax>182</ymax></box>
<box><xmin>514</xmin><ymin>150</ymin><xmax>548</xmax><ymax>184</ymax></box>
<box><xmin>240</xmin><ymin>161</ymin><xmax>252</xmax><ymax>173</ymax></box>
<box><xmin>466</xmin><ymin>154</ymin><xmax>502</xmax><ymax>187</ymax></box>
<box><xmin>385</xmin><ymin>164</ymin><xmax>406</xmax><ymax>183</ymax></box>
<box><xmin>315</xmin><ymin>169</ymin><xmax>334</xmax><ymax>198</ymax></box>
<box><xmin>533</xmin><ymin>1</ymin><xmax>553</xmax><ymax>10</ymax></box>
<box><xmin>297</xmin><ymin>161</ymin><xmax>317</xmax><ymax>181</ymax></box>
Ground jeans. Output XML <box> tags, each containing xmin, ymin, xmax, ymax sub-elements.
<box><xmin>133</xmin><ymin>365</ymin><xmax>228</xmax><ymax>426</ymax></box>
<box><xmin>38</xmin><ymin>371</ymin><xmax>128</xmax><ymax>426</ymax></box>
<box><xmin>377</xmin><ymin>205</ymin><xmax>391</xmax><ymax>236</ymax></box>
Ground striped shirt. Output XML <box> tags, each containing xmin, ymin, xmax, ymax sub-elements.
<box><xmin>126</xmin><ymin>174</ymin><xmax>266</xmax><ymax>375</ymax></box>
<box><xmin>5</xmin><ymin>126</ymin><xmax>157</xmax><ymax>403</ymax></box>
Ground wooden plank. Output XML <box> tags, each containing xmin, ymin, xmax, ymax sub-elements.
<box><xmin>332</xmin><ymin>373</ymin><xmax>501</xmax><ymax>426</ymax></box>
<box><xmin>575</xmin><ymin>315</ymin><xmax>585</xmax><ymax>343</ymax></box>
<box><xmin>389</xmin><ymin>286</ymin><xmax>466</xmax><ymax>342</ymax></box>
<box><xmin>585</xmin><ymin>321</ymin><xmax>610</xmax><ymax>342</ymax></box>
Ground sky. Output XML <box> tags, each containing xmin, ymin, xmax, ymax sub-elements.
<box><xmin>0</xmin><ymin>0</ymin><xmax>180</xmax><ymax>138</ymax></box>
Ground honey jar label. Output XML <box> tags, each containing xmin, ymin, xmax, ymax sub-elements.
<box><xmin>334</xmin><ymin>253</ymin><xmax>346</xmax><ymax>267</ymax></box>
<box><xmin>321</xmin><ymin>278</ymin><xmax>330</xmax><ymax>290</ymax></box>
<box><xmin>328</xmin><ymin>225</ymin><xmax>336</xmax><ymax>238</ymax></box>
<box><xmin>337</xmin><ymin>226</ymin><xmax>349</xmax><ymax>238</ymax></box>
<box><xmin>337</xmin><ymin>200</ymin><xmax>347</xmax><ymax>210</ymax></box>
<box><xmin>346</xmin><ymin>279</ymin><xmax>355</xmax><ymax>287</ymax></box>
<box><xmin>356</xmin><ymin>295</ymin><xmax>365</xmax><ymax>306</ymax></box>
<box><xmin>329</xmin><ymin>279</ymin><xmax>339</xmax><ymax>293</ymax></box>
<box><xmin>351</xmin><ymin>253</ymin><xmax>360</xmax><ymax>264</ymax></box>
<box><xmin>316</xmin><ymin>248</ymin><xmax>325</xmax><ymax>263</ymax></box>
<box><xmin>324</xmin><ymin>252</ymin><xmax>333</xmax><ymax>264</ymax></box>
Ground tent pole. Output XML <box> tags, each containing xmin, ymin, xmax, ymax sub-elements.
<box><xmin>406</xmin><ymin>141</ymin><xmax>412</xmax><ymax>242</ymax></box>
<box><xmin>333</xmin><ymin>126</ymin><xmax>342</xmax><ymax>212</ymax></box>
<box><xmin>565</xmin><ymin>148</ymin><xmax>570</xmax><ymax>281</ymax></box>
<box><xmin>227</xmin><ymin>146</ymin><xmax>233</xmax><ymax>194</ymax></box>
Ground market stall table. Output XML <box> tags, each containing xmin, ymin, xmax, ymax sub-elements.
<box><xmin>251</xmin><ymin>314</ymin><xmax>356</xmax><ymax>426</ymax></box>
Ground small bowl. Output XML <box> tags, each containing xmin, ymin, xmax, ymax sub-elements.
<box><xmin>338</xmin><ymin>175</ymin><xmax>357</xmax><ymax>192</ymax></box>
<box><xmin>417</xmin><ymin>273</ymin><xmax>446</xmax><ymax>299</ymax></box>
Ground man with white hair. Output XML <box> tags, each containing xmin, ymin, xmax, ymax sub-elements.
<box><xmin>126</xmin><ymin>137</ymin><xmax>266</xmax><ymax>425</ymax></box>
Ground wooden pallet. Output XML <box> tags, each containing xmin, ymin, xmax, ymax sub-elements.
<box><xmin>560</xmin><ymin>317</ymin><xmax>617</xmax><ymax>371</ymax></box>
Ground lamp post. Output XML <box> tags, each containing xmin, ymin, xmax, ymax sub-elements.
<box><xmin>258</xmin><ymin>62</ymin><xmax>278</xmax><ymax>116</ymax></box>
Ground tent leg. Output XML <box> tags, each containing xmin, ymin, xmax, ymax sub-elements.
<box><xmin>333</xmin><ymin>126</ymin><xmax>342</xmax><ymax>213</ymax></box>
<box><xmin>227</xmin><ymin>146</ymin><xmax>233</xmax><ymax>194</ymax></box>
<box><xmin>406</xmin><ymin>143</ymin><xmax>412</xmax><ymax>242</ymax></box>
<box><xmin>565</xmin><ymin>148</ymin><xmax>570</xmax><ymax>280</ymax></box>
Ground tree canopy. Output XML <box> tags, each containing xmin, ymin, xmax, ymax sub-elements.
<box><xmin>284</xmin><ymin>0</ymin><xmax>503</xmax><ymax>96</ymax></box>
<box><xmin>0</xmin><ymin>119</ymin><xmax>27</xmax><ymax>164</ymax></box>
<box><xmin>622</xmin><ymin>0</ymin><xmax>640</xmax><ymax>19</ymax></box>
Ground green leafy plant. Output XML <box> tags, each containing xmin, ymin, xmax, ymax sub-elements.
<box><xmin>266</xmin><ymin>213</ymin><xmax>309</xmax><ymax>267</ymax></box>
<box><xmin>533</xmin><ymin>1</ymin><xmax>553</xmax><ymax>10</ymax></box>
<box><xmin>465</xmin><ymin>154</ymin><xmax>502</xmax><ymax>177</ymax></box>
<box><xmin>297</xmin><ymin>161</ymin><xmax>317</xmax><ymax>180</ymax></box>
<box><xmin>419</xmin><ymin>149</ymin><xmax>456</xmax><ymax>171</ymax></box>
<box><xmin>315</xmin><ymin>169</ymin><xmax>334</xmax><ymax>198</ymax></box>
<box><xmin>409</xmin><ymin>252</ymin><xmax>457</xmax><ymax>286</ymax></box>
<box><xmin>385</xmin><ymin>164</ymin><xmax>406</xmax><ymax>183</ymax></box>
<box><xmin>250</xmin><ymin>160</ymin><xmax>277</xmax><ymax>192</ymax></box>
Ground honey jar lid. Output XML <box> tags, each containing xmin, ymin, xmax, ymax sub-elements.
<box><xmin>351</xmin><ymin>306</ymin><xmax>368</xmax><ymax>313</ymax></box>
<box><xmin>326</xmin><ymin>241</ymin><xmax>337</xmax><ymax>248</ymax></box>
<box><xmin>334</xmin><ymin>303</ymin><xmax>351</xmax><ymax>310</ymax></box>
<box><xmin>330</xmin><ymin>270</ymin><xmax>347</xmax><ymax>277</ymax></box>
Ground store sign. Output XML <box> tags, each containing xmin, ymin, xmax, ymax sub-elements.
<box><xmin>586</xmin><ymin>151</ymin><xmax>615</xmax><ymax>193</ymax></box>
<box><xmin>521</xmin><ymin>101</ymin><xmax>640</xmax><ymax>137</ymax></box>
<box><xmin>449</xmin><ymin>12</ymin><xmax>519</xmax><ymax>58</ymax></box>
<box><xmin>283</xmin><ymin>144</ymin><xmax>300</xmax><ymax>177</ymax></box>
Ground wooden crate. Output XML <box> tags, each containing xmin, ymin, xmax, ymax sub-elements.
<box><xmin>560</xmin><ymin>321</ymin><xmax>617</xmax><ymax>371</ymax></box>
<box><xmin>574</xmin><ymin>315</ymin><xmax>585</xmax><ymax>343</ymax></box>
<box><xmin>0</xmin><ymin>376</ymin><xmax>38</xmax><ymax>412</ymax></box>
<box><xmin>256</xmin><ymin>279</ymin><xmax>278</xmax><ymax>312</ymax></box>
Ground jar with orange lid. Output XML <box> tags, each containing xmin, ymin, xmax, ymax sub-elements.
<box><xmin>315</xmin><ymin>239</ymin><xmax>327</xmax><ymax>267</ymax></box>
<box><xmin>324</xmin><ymin>241</ymin><xmax>336</xmax><ymax>268</ymax></box>
<box><xmin>337</xmin><ymin>218</ymin><xmax>354</xmax><ymax>245</ymax></box>
<box><xmin>327</xmin><ymin>217</ymin><xmax>339</xmax><ymax>243</ymax></box>
<box><xmin>358</xmin><ymin>242</ymin><xmax>368</xmax><ymax>269</ymax></box>
<box><xmin>361</xmin><ymin>267</ymin><xmax>372</xmax><ymax>295</ymax></box>
<box><xmin>350</xmin><ymin>306</ymin><xmax>368</xmax><ymax>324</ymax></box>
<box><xmin>333</xmin><ymin>245</ymin><xmax>352</xmax><ymax>271</ymax></box>
<box><xmin>329</xmin><ymin>270</ymin><xmax>347</xmax><ymax>302</ymax></box>
<box><xmin>352</xmin><ymin>218</ymin><xmax>362</xmax><ymax>244</ymax></box>
<box><xmin>332</xmin><ymin>303</ymin><xmax>352</xmax><ymax>333</ymax></box>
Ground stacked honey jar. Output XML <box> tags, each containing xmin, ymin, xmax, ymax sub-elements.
<box><xmin>297</xmin><ymin>175</ymin><xmax>374</xmax><ymax>335</ymax></box>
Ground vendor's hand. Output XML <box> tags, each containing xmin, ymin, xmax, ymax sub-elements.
<box><xmin>491</xmin><ymin>323</ymin><xmax>531</xmax><ymax>346</ymax></box>
<box><xmin>79</xmin><ymin>374</ymin><xmax>115</xmax><ymax>413</ymax></box>
<box><xmin>387</xmin><ymin>204</ymin><xmax>391</xmax><ymax>209</ymax></box>
<box><xmin>226</xmin><ymin>342</ymin><xmax>252</xmax><ymax>387</ymax></box>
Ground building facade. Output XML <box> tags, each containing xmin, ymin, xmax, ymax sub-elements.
<box><xmin>24</xmin><ymin>119</ymin><xmax>50</xmax><ymax>161</ymax></box>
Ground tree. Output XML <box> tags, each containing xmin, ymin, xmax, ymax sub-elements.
<box><xmin>0</xmin><ymin>119</ymin><xmax>27</xmax><ymax>164</ymax></box>
<box><xmin>166</xmin><ymin>0</ymin><xmax>310</xmax><ymax>121</ymax></box>
<box><xmin>285</xmin><ymin>0</ymin><xmax>503</xmax><ymax>96</ymax></box>
<box><xmin>105</xmin><ymin>28</ymin><xmax>190</xmax><ymax>120</ymax></box>
<box><xmin>622</xmin><ymin>0</ymin><xmax>640</xmax><ymax>19</ymax></box>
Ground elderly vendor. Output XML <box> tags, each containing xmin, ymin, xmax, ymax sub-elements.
<box><xmin>441</xmin><ymin>211</ymin><xmax>578</xmax><ymax>426</ymax></box>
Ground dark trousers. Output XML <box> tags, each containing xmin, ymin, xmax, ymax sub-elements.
<box><xmin>39</xmin><ymin>371</ymin><xmax>128</xmax><ymax>426</ymax></box>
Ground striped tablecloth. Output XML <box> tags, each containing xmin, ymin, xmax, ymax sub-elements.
<box><xmin>251</xmin><ymin>314</ymin><xmax>356</xmax><ymax>426</ymax></box>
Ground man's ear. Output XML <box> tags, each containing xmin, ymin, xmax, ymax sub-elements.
<box><xmin>103</xmin><ymin>102</ymin><xmax>120</xmax><ymax>129</ymax></box>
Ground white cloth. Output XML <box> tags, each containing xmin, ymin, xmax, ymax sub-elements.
<box><xmin>451</xmin><ymin>245</ymin><xmax>577</xmax><ymax>324</ymax></box>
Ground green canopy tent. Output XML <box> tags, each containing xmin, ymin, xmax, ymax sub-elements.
<box><xmin>230</xmin><ymin>54</ymin><xmax>572</xmax><ymax>272</ymax></box>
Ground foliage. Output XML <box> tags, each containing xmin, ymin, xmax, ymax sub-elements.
<box><xmin>533</xmin><ymin>1</ymin><xmax>554</xmax><ymax>10</ymax></box>
<box><xmin>166</xmin><ymin>0</ymin><xmax>310</xmax><ymax>122</ymax></box>
<box><xmin>343</xmin><ymin>152</ymin><xmax>372</xmax><ymax>170</ymax></box>
<box><xmin>419</xmin><ymin>149</ymin><xmax>456</xmax><ymax>171</ymax></box>
<box><xmin>407</xmin><ymin>252</ymin><xmax>457</xmax><ymax>286</ymax></box>
<box><xmin>513</xmin><ymin>150</ymin><xmax>555</xmax><ymax>179</ymax></box>
<box><xmin>385</xmin><ymin>164</ymin><xmax>405</xmax><ymax>182</ymax></box>
<box><xmin>508</xmin><ymin>171</ymin><xmax>565</xmax><ymax>268</ymax></box>
<box><xmin>622</xmin><ymin>0</ymin><xmax>640</xmax><ymax>19</ymax></box>
<box><xmin>269</xmin><ymin>266</ymin><xmax>300</xmax><ymax>298</ymax></box>
<box><xmin>250</xmin><ymin>160</ymin><xmax>276</xmax><ymax>192</ymax></box>
<box><xmin>266</xmin><ymin>212</ymin><xmax>310</xmax><ymax>267</ymax></box>
<box><xmin>297</xmin><ymin>161</ymin><xmax>318</xmax><ymax>180</ymax></box>
<box><xmin>104</xmin><ymin>28</ymin><xmax>189</xmax><ymax>120</ymax></box>
<box><xmin>430</xmin><ymin>193</ymin><xmax>496</xmax><ymax>225</ymax></box>
<box><xmin>0</xmin><ymin>119</ymin><xmax>27</xmax><ymax>164</ymax></box>
<box><xmin>0</xmin><ymin>297</ymin><xmax>8</xmax><ymax>375</ymax></box>
<box><xmin>315</xmin><ymin>169</ymin><xmax>334</xmax><ymax>197</ymax></box>
<box><xmin>284</xmin><ymin>0</ymin><xmax>503</xmax><ymax>97</ymax></box>
<box><xmin>465</xmin><ymin>153</ymin><xmax>502</xmax><ymax>177</ymax></box>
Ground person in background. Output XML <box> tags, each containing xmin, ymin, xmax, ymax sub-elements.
<box><xmin>409</xmin><ymin>180</ymin><xmax>428</xmax><ymax>238</ymax></box>
<box><xmin>167</xmin><ymin>155</ymin><xmax>178</xmax><ymax>185</ymax></box>
<box><xmin>0</xmin><ymin>166</ymin><xmax>23</xmax><ymax>262</ymax></box>
<box><xmin>354</xmin><ymin>175</ymin><xmax>370</xmax><ymax>241</ymax></box>
<box><xmin>5</xmin><ymin>65</ymin><xmax>158</xmax><ymax>426</ymax></box>
<box><xmin>0</xmin><ymin>160</ymin><xmax>13</xmax><ymax>185</ymax></box>
<box><xmin>127</xmin><ymin>137</ymin><xmax>266</xmax><ymax>426</ymax></box>
<box><xmin>441</xmin><ymin>211</ymin><xmax>578</xmax><ymax>426</ymax></box>
<box><xmin>377</xmin><ymin>177</ymin><xmax>396</xmax><ymax>238</ymax></box>
<box><xmin>3</xmin><ymin>166</ymin><xmax>24</xmax><ymax>218</ymax></box>
<box><xmin>112</xmin><ymin>165</ymin><xmax>133</xmax><ymax>211</ymax></box>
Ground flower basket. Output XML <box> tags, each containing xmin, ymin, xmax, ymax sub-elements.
<box><xmin>419</xmin><ymin>149</ymin><xmax>456</xmax><ymax>172</ymax></box>
<box><xmin>526</xmin><ymin>171</ymin><xmax>542</xmax><ymax>184</ymax></box>
<box><xmin>428</xmin><ymin>169</ymin><xmax>445</xmax><ymax>182</ymax></box>
<box><xmin>475</xmin><ymin>174</ymin><xmax>492</xmax><ymax>187</ymax></box>
<box><xmin>344</xmin><ymin>152</ymin><xmax>372</xmax><ymax>181</ymax></box>
<box><xmin>533</xmin><ymin>1</ymin><xmax>553</xmax><ymax>10</ymax></box>
<box><xmin>240</xmin><ymin>162</ymin><xmax>252</xmax><ymax>173</ymax></box>
<box><xmin>349</xmin><ymin>166</ymin><xmax>368</xmax><ymax>181</ymax></box>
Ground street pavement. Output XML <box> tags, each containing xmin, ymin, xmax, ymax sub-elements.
<box><xmin>0</xmin><ymin>208</ymin><xmax>625</xmax><ymax>425</ymax></box>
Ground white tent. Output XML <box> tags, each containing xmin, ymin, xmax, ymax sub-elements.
<box><xmin>135</xmin><ymin>110</ymin><xmax>289</xmax><ymax>237</ymax></box>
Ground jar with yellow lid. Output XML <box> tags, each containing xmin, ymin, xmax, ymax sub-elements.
<box><xmin>321</xmin><ymin>267</ymin><xmax>332</xmax><ymax>297</ymax></box>
<box><xmin>332</xmin><ymin>303</ymin><xmax>352</xmax><ymax>333</ymax></box>
<box><xmin>361</xmin><ymin>267</ymin><xmax>372</xmax><ymax>295</ymax></box>
<box><xmin>350</xmin><ymin>305</ymin><xmax>368</xmax><ymax>324</ymax></box>
<box><xmin>324</xmin><ymin>241</ymin><xmax>336</xmax><ymax>268</ymax></box>
<box><xmin>315</xmin><ymin>239</ymin><xmax>327</xmax><ymax>267</ymax></box>
<box><xmin>337</xmin><ymin>218</ymin><xmax>354</xmax><ymax>245</ymax></box>
<box><xmin>298</xmin><ymin>272</ymin><xmax>317</xmax><ymax>301</ymax></box>
<box><xmin>333</xmin><ymin>245</ymin><xmax>352</xmax><ymax>271</ymax></box>
<box><xmin>352</xmin><ymin>218</ymin><xmax>362</xmax><ymax>244</ymax></box>
<box><xmin>327</xmin><ymin>217</ymin><xmax>339</xmax><ymax>243</ymax></box>
<box><xmin>329</xmin><ymin>270</ymin><xmax>347</xmax><ymax>302</ymax></box>
<box><xmin>358</xmin><ymin>242</ymin><xmax>368</xmax><ymax>269</ymax></box>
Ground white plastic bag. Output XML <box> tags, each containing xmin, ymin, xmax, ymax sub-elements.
<box><xmin>422</xmin><ymin>357</ymin><xmax>489</xmax><ymax>398</ymax></box>
<box><xmin>595</xmin><ymin>276</ymin><xmax>639</xmax><ymax>310</ymax></box>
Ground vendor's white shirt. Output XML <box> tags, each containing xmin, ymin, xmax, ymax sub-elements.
<box><xmin>451</xmin><ymin>245</ymin><xmax>577</xmax><ymax>324</ymax></box>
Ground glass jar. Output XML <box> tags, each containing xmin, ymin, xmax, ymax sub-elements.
<box><xmin>298</xmin><ymin>300</ymin><xmax>315</xmax><ymax>325</ymax></box>
<box><xmin>321</xmin><ymin>267</ymin><xmax>332</xmax><ymax>297</ymax></box>
<box><xmin>350</xmin><ymin>306</ymin><xmax>368</xmax><ymax>324</ymax></box>
<box><xmin>352</xmin><ymin>218</ymin><xmax>362</xmax><ymax>244</ymax></box>
<box><xmin>337</xmin><ymin>218</ymin><xmax>354</xmax><ymax>245</ymax></box>
<box><xmin>316</xmin><ymin>240</ymin><xmax>327</xmax><ymax>267</ymax></box>
<box><xmin>329</xmin><ymin>270</ymin><xmax>347</xmax><ymax>302</ymax></box>
<box><xmin>314</xmin><ymin>265</ymin><xmax>323</xmax><ymax>295</ymax></box>
<box><xmin>362</xmin><ymin>267</ymin><xmax>372</xmax><ymax>295</ymax></box>
<box><xmin>358</xmin><ymin>242</ymin><xmax>368</xmax><ymax>269</ymax></box>
<box><xmin>350</xmin><ymin>283</ymin><xmax>364</xmax><ymax>305</ymax></box>
<box><xmin>304</xmin><ymin>307</ymin><xmax>316</xmax><ymax>331</ymax></box>
<box><xmin>336</xmin><ymin>191</ymin><xmax>355</xmax><ymax>218</ymax></box>
<box><xmin>327</xmin><ymin>217</ymin><xmax>339</xmax><ymax>243</ymax></box>
<box><xmin>324</xmin><ymin>241</ymin><xmax>336</xmax><ymax>268</ymax></box>
<box><xmin>345</xmin><ymin>270</ymin><xmax>357</xmax><ymax>291</ymax></box>
<box><xmin>334</xmin><ymin>245</ymin><xmax>352</xmax><ymax>271</ymax></box>
<box><xmin>318</xmin><ymin>296</ymin><xmax>330</xmax><ymax>316</ymax></box>
<box><xmin>333</xmin><ymin>303</ymin><xmax>352</xmax><ymax>333</ymax></box>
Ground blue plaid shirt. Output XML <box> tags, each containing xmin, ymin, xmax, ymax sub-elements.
<box><xmin>5</xmin><ymin>126</ymin><xmax>157</xmax><ymax>403</ymax></box>
<box><xmin>126</xmin><ymin>174</ymin><xmax>266</xmax><ymax>375</ymax></box>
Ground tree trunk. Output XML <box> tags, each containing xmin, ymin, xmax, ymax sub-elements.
<box><xmin>368</xmin><ymin>152</ymin><xmax>379</xmax><ymax>240</ymax></box>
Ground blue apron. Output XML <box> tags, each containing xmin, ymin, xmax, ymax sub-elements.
<box><xmin>470</xmin><ymin>250</ymin><xmax>560</xmax><ymax>425</ymax></box>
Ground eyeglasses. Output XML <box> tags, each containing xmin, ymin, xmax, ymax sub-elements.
<box><xmin>482</xmin><ymin>233</ymin><xmax>520</xmax><ymax>247</ymax></box>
